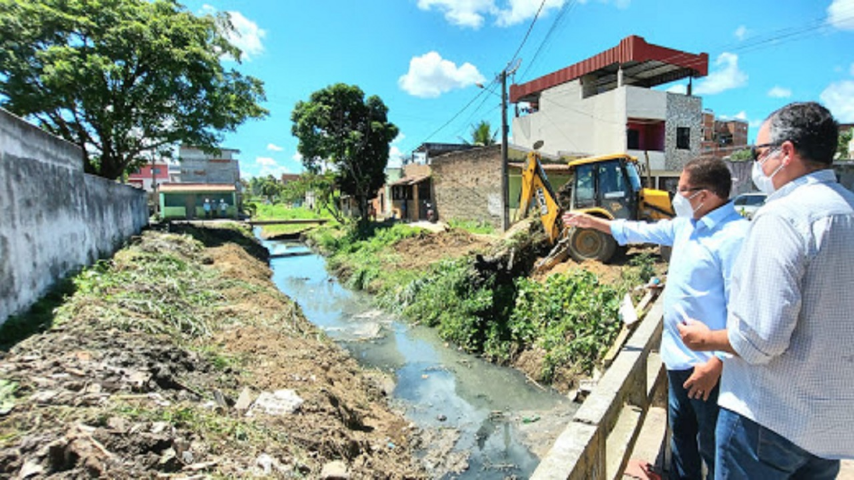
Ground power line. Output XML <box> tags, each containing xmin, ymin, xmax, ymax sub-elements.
<box><xmin>519</xmin><ymin>0</ymin><xmax>578</xmax><ymax>82</ymax></box>
<box><xmin>415</xmin><ymin>0</ymin><xmax>549</xmax><ymax>147</ymax></box>
<box><xmin>506</xmin><ymin>0</ymin><xmax>549</xmax><ymax>71</ymax></box>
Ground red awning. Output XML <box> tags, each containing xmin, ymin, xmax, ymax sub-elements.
<box><xmin>510</xmin><ymin>35</ymin><xmax>708</xmax><ymax>103</ymax></box>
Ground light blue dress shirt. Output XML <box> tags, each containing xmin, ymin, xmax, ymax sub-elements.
<box><xmin>720</xmin><ymin>169</ymin><xmax>854</xmax><ymax>459</ymax></box>
<box><xmin>611</xmin><ymin>203</ymin><xmax>749</xmax><ymax>371</ymax></box>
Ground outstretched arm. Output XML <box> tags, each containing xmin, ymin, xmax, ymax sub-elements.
<box><xmin>562</xmin><ymin>212</ymin><xmax>612</xmax><ymax>234</ymax></box>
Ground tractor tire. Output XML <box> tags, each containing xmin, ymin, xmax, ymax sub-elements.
<box><xmin>567</xmin><ymin>227</ymin><xmax>618</xmax><ymax>263</ymax></box>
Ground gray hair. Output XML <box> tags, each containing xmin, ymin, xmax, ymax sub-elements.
<box><xmin>766</xmin><ymin>102</ymin><xmax>838</xmax><ymax>165</ymax></box>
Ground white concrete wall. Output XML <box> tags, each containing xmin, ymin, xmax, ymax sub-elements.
<box><xmin>628</xmin><ymin>150</ymin><xmax>667</xmax><ymax>171</ymax></box>
<box><xmin>512</xmin><ymin>80</ymin><xmax>627</xmax><ymax>157</ymax></box>
<box><xmin>511</xmin><ymin>83</ymin><xmax>703</xmax><ymax>177</ymax></box>
<box><xmin>625</xmin><ymin>86</ymin><xmax>667</xmax><ymax>120</ymax></box>
<box><xmin>0</xmin><ymin>109</ymin><xmax>148</xmax><ymax>325</ymax></box>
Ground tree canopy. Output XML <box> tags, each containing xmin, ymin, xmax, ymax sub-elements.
<box><xmin>0</xmin><ymin>0</ymin><xmax>267</xmax><ymax>179</ymax></box>
<box><xmin>291</xmin><ymin>83</ymin><xmax>397</xmax><ymax>224</ymax></box>
<box><xmin>838</xmin><ymin>127</ymin><xmax>853</xmax><ymax>161</ymax></box>
<box><xmin>728</xmin><ymin>148</ymin><xmax>752</xmax><ymax>162</ymax></box>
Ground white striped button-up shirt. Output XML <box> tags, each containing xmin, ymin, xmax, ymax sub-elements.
<box><xmin>719</xmin><ymin>169</ymin><xmax>854</xmax><ymax>459</ymax></box>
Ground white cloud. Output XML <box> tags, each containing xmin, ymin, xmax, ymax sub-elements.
<box><xmin>767</xmin><ymin>86</ymin><xmax>792</xmax><ymax>98</ymax></box>
<box><xmin>749</xmin><ymin>119</ymin><xmax>763</xmax><ymax>128</ymax></box>
<box><xmin>694</xmin><ymin>52</ymin><xmax>748</xmax><ymax>95</ymax></box>
<box><xmin>821</xmin><ymin>80</ymin><xmax>854</xmax><ymax>122</ymax></box>
<box><xmin>267</xmin><ymin>143</ymin><xmax>283</xmax><ymax>152</ymax></box>
<box><xmin>256</xmin><ymin>156</ymin><xmax>276</xmax><ymax>166</ymax></box>
<box><xmin>201</xmin><ymin>5</ymin><xmax>265</xmax><ymax>60</ymax></box>
<box><xmin>734</xmin><ymin>25</ymin><xmax>748</xmax><ymax>40</ymax></box>
<box><xmin>392</xmin><ymin>132</ymin><xmax>406</xmax><ymax>144</ymax></box>
<box><xmin>494</xmin><ymin>0</ymin><xmax>585</xmax><ymax>27</ymax></box>
<box><xmin>417</xmin><ymin>0</ymin><xmax>624</xmax><ymax>29</ymax></box>
<box><xmin>399</xmin><ymin>51</ymin><xmax>486</xmax><ymax>98</ymax></box>
<box><xmin>734</xmin><ymin>111</ymin><xmax>748</xmax><ymax>120</ymax></box>
<box><xmin>387</xmin><ymin>145</ymin><xmax>406</xmax><ymax>168</ymax></box>
<box><xmin>416</xmin><ymin>0</ymin><xmax>494</xmax><ymax>28</ymax></box>
<box><xmin>292</xmin><ymin>152</ymin><xmax>303</xmax><ymax>162</ymax></box>
<box><xmin>828</xmin><ymin>0</ymin><xmax>854</xmax><ymax>30</ymax></box>
<box><xmin>666</xmin><ymin>84</ymin><xmax>687</xmax><ymax>94</ymax></box>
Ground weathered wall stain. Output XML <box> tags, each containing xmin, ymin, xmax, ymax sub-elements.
<box><xmin>0</xmin><ymin>108</ymin><xmax>148</xmax><ymax>325</ymax></box>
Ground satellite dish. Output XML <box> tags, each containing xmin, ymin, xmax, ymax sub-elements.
<box><xmin>506</xmin><ymin>58</ymin><xmax>522</xmax><ymax>75</ymax></box>
<box><xmin>533</xmin><ymin>140</ymin><xmax>544</xmax><ymax>151</ymax></box>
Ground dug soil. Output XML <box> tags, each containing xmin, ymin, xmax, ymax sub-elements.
<box><xmin>0</xmin><ymin>226</ymin><xmax>426</xmax><ymax>479</ymax></box>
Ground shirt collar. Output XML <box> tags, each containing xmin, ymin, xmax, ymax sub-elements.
<box><xmin>693</xmin><ymin>201</ymin><xmax>740</xmax><ymax>231</ymax></box>
<box><xmin>770</xmin><ymin>168</ymin><xmax>837</xmax><ymax>201</ymax></box>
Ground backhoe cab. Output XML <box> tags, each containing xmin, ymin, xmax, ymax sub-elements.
<box><xmin>517</xmin><ymin>148</ymin><xmax>673</xmax><ymax>265</ymax></box>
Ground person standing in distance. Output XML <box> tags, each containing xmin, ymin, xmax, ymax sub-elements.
<box><xmin>564</xmin><ymin>157</ymin><xmax>748</xmax><ymax>479</ymax></box>
<box><xmin>679</xmin><ymin>102</ymin><xmax>854</xmax><ymax>479</ymax></box>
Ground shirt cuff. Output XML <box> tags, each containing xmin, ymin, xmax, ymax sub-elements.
<box><xmin>727</xmin><ymin>320</ymin><xmax>773</xmax><ymax>365</ymax></box>
<box><xmin>609</xmin><ymin>220</ymin><xmax>628</xmax><ymax>245</ymax></box>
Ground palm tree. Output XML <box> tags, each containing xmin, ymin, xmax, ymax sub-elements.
<box><xmin>463</xmin><ymin>120</ymin><xmax>498</xmax><ymax>146</ymax></box>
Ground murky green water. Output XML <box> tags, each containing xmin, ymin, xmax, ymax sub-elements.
<box><xmin>264</xmin><ymin>239</ymin><xmax>575</xmax><ymax>478</ymax></box>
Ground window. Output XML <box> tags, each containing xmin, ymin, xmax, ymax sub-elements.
<box><xmin>676</xmin><ymin>127</ymin><xmax>690</xmax><ymax>150</ymax></box>
<box><xmin>574</xmin><ymin>164</ymin><xmax>596</xmax><ymax>208</ymax></box>
<box><xmin>627</xmin><ymin>129</ymin><xmax>640</xmax><ymax>150</ymax></box>
<box><xmin>152</xmin><ymin>168</ymin><xmax>161</xmax><ymax>174</ymax></box>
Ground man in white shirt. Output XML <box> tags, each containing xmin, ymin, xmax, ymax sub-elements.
<box><xmin>564</xmin><ymin>157</ymin><xmax>748</xmax><ymax>479</ymax></box>
<box><xmin>679</xmin><ymin>102</ymin><xmax>854</xmax><ymax>479</ymax></box>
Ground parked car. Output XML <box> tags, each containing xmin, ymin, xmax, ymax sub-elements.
<box><xmin>733</xmin><ymin>192</ymin><xmax>768</xmax><ymax>219</ymax></box>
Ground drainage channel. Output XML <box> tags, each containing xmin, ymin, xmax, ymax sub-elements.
<box><xmin>263</xmin><ymin>238</ymin><xmax>577</xmax><ymax>479</ymax></box>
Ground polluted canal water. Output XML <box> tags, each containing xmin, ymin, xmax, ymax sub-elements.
<box><xmin>263</xmin><ymin>238</ymin><xmax>577</xmax><ymax>479</ymax></box>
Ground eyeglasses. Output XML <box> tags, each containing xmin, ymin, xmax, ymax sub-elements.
<box><xmin>751</xmin><ymin>142</ymin><xmax>782</xmax><ymax>162</ymax></box>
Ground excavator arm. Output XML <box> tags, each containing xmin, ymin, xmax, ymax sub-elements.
<box><xmin>517</xmin><ymin>151</ymin><xmax>563</xmax><ymax>243</ymax></box>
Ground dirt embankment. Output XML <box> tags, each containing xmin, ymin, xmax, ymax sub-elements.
<box><xmin>0</xmin><ymin>226</ymin><xmax>425</xmax><ymax>479</ymax></box>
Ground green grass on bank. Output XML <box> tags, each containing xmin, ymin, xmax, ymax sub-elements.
<box><xmin>250</xmin><ymin>203</ymin><xmax>337</xmax><ymax>236</ymax></box>
<box><xmin>446</xmin><ymin>219</ymin><xmax>496</xmax><ymax>235</ymax></box>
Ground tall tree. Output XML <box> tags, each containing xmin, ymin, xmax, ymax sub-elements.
<box><xmin>0</xmin><ymin>0</ymin><xmax>267</xmax><ymax>180</ymax></box>
<box><xmin>291</xmin><ymin>83</ymin><xmax>397</xmax><ymax>224</ymax></box>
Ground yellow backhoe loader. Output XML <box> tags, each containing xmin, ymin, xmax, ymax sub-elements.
<box><xmin>517</xmin><ymin>144</ymin><xmax>674</xmax><ymax>269</ymax></box>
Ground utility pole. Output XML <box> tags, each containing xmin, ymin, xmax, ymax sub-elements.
<box><xmin>500</xmin><ymin>70</ymin><xmax>510</xmax><ymax>232</ymax></box>
<box><xmin>499</xmin><ymin>58</ymin><xmax>521</xmax><ymax>232</ymax></box>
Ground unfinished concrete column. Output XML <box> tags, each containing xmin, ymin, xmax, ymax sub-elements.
<box><xmin>581</xmin><ymin>73</ymin><xmax>598</xmax><ymax>98</ymax></box>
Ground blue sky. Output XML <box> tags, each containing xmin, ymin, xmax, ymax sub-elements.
<box><xmin>180</xmin><ymin>0</ymin><xmax>854</xmax><ymax>178</ymax></box>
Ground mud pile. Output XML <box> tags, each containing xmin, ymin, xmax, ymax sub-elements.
<box><xmin>0</xmin><ymin>226</ymin><xmax>425</xmax><ymax>479</ymax></box>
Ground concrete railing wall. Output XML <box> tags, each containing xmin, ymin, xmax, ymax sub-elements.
<box><xmin>0</xmin><ymin>108</ymin><xmax>148</xmax><ymax>325</ymax></box>
<box><xmin>532</xmin><ymin>296</ymin><xmax>666</xmax><ymax>480</ymax></box>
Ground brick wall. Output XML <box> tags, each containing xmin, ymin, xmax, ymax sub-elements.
<box><xmin>403</xmin><ymin>163</ymin><xmax>431</xmax><ymax>178</ymax></box>
<box><xmin>431</xmin><ymin>145</ymin><xmax>503</xmax><ymax>227</ymax></box>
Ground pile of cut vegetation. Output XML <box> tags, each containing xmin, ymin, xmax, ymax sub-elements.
<box><xmin>0</xmin><ymin>225</ymin><xmax>424</xmax><ymax>479</ymax></box>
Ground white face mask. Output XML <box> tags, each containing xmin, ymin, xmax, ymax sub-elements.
<box><xmin>751</xmin><ymin>150</ymin><xmax>785</xmax><ymax>195</ymax></box>
<box><xmin>673</xmin><ymin>190</ymin><xmax>702</xmax><ymax>218</ymax></box>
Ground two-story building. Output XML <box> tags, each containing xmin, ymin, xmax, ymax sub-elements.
<box><xmin>177</xmin><ymin>146</ymin><xmax>241</xmax><ymax>187</ymax></box>
<box><xmin>509</xmin><ymin>35</ymin><xmax>709</xmax><ymax>192</ymax></box>
<box><xmin>128</xmin><ymin>163</ymin><xmax>172</xmax><ymax>192</ymax></box>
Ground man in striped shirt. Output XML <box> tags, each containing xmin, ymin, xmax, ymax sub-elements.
<box><xmin>679</xmin><ymin>102</ymin><xmax>854</xmax><ymax>479</ymax></box>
